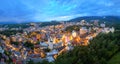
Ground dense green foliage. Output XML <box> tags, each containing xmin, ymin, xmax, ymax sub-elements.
<box><xmin>0</xmin><ymin>24</ymin><xmax>29</xmax><ymax>29</ymax></box>
<box><xmin>39</xmin><ymin>21</ymin><xmax>61</xmax><ymax>27</ymax></box>
<box><xmin>27</xmin><ymin>31</ymin><xmax>120</xmax><ymax>64</ymax></box>
<box><xmin>65</xmin><ymin>25</ymin><xmax>81</xmax><ymax>32</ymax></box>
<box><xmin>54</xmin><ymin>32</ymin><xmax>120</xmax><ymax>64</ymax></box>
<box><xmin>27</xmin><ymin>23</ymin><xmax>120</xmax><ymax>64</ymax></box>
<box><xmin>65</xmin><ymin>25</ymin><xmax>94</xmax><ymax>32</ymax></box>
<box><xmin>113</xmin><ymin>24</ymin><xmax>120</xmax><ymax>31</ymax></box>
<box><xmin>1</xmin><ymin>22</ymin><xmax>120</xmax><ymax>64</ymax></box>
<box><xmin>0</xmin><ymin>30</ymin><xmax>23</xmax><ymax>36</ymax></box>
<box><xmin>11</xmin><ymin>42</ymin><xmax>19</xmax><ymax>45</ymax></box>
<box><xmin>43</xmin><ymin>48</ymin><xmax>51</xmax><ymax>52</ymax></box>
<box><xmin>23</xmin><ymin>42</ymin><xmax>34</xmax><ymax>49</ymax></box>
<box><xmin>108</xmin><ymin>52</ymin><xmax>120</xmax><ymax>64</ymax></box>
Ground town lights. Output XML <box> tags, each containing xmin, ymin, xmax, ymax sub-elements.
<box><xmin>72</xmin><ymin>30</ymin><xmax>77</xmax><ymax>38</ymax></box>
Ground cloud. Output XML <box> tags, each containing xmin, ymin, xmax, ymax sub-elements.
<box><xmin>0</xmin><ymin>0</ymin><xmax>120</xmax><ymax>22</ymax></box>
<box><xmin>46</xmin><ymin>13</ymin><xmax>88</xmax><ymax>21</ymax></box>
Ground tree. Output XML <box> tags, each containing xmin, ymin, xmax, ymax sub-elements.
<box><xmin>23</xmin><ymin>42</ymin><xmax>34</xmax><ymax>49</ymax></box>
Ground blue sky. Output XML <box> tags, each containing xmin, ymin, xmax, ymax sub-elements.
<box><xmin>0</xmin><ymin>0</ymin><xmax>120</xmax><ymax>22</ymax></box>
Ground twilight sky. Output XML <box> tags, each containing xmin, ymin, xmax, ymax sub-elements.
<box><xmin>0</xmin><ymin>0</ymin><xmax>120</xmax><ymax>22</ymax></box>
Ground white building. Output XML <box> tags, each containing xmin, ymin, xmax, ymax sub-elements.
<box><xmin>0</xmin><ymin>46</ymin><xmax>4</xmax><ymax>54</ymax></box>
<box><xmin>100</xmin><ymin>23</ymin><xmax>105</xmax><ymax>27</ymax></box>
<box><xmin>102</xmin><ymin>27</ymin><xmax>115</xmax><ymax>33</ymax></box>
<box><xmin>110</xmin><ymin>27</ymin><xmax>115</xmax><ymax>33</ymax></box>
<box><xmin>72</xmin><ymin>30</ymin><xmax>77</xmax><ymax>37</ymax></box>
<box><xmin>46</xmin><ymin>56</ymin><xmax>54</xmax><ymax>62</ymax></box>
<box><xmin>88</xmin><ymin>27</ymin><xmax>92</xmax><ymax>33</ymax></box>
<box><xmin>40</xmin><ymin>42</ymin><xmax>48</xmax><ymax>47</ymax></box>
<box><xmin>80</xmin><ymin>27</ymin><xmax>88</xmax><ymax>35</ymax></box>
<box><xmin>46</xmin><ymin>49</ymin><xmax>58</xmax><ymax>56</ymax></box>
<box><xmin>80</xmin><ymin>20</ymin><xmax>86</xmax><ymax>25</ymax></box>
<box><xmin>102</xmin><ymin>28</ymin><xmax>110</xmax><ymax>33</ymax></box>
<box><xmin>48</xmin><ymin>37</ymin><xmax>54</xmax><ymax>50</ymax></box>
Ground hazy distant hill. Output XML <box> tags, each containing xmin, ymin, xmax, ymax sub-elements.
<box><xmin>69</xmin><ymin>16</ymin><xmax>120</xmax><ymax>23</ymax></box>
<box><xmin>0</xmin><ymin>21</ymin><xmax>18</xmax><ymax>24</ymax></box>
<box><xmin>0</xmin><ymin>16</ymin><xmax>120</xmax><ymax>24</ymax></box>
<box><xmin>0</xmin><ymin>21</ymin><xmax>32</xmax><ymax>24</ymax></box>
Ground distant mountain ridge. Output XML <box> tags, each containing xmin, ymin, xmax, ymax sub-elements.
<box><xmin>69</xmin><ymin>16</ymin><xmax>120</xmax><ymax>23</ymax></box>
<box><xmin>0</xmin><ymin>16</ymin><xmax>120</xmax><ymax>24</ymax></box>
<box><xmin>0</xmin><ymin>21</ymin><xmax>33</xmax><ymax>24</ymax></box>
<box><xmin>0</xmin><ymin>22</ymin><xmax>18</xmax><ymax>24</ymax></box>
